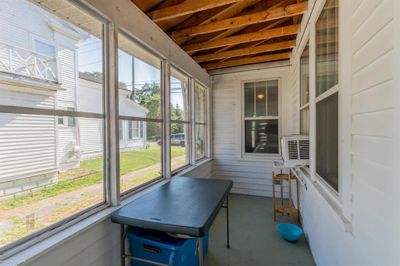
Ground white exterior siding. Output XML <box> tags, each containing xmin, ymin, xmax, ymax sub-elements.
<box><xmin>0</xmin><ymin>83</ymin><xmax>58</xmax><ymax>197</ymax></box>
<box><xmin>211</xmin><ymin>66</ymin><xmax>292</xmax><ymax>197</ymax></box>
<box><xmin>288</xmin><ymin>0</ymin><xmax>400</xmax><ymax>265</ymax></box>
<box><xmin>78</xmin><ymin>78</ymin><xmax>147</xmax><ymax>158</ymax></box>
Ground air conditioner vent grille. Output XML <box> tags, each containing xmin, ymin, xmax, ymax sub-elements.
<box><xmin>281</xmin><ymin>135</ymin><xmax>310</xmax><ymax>167</ymax></box>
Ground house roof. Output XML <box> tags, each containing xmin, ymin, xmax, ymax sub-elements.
<box><xmin>131</xmin><ymin>0</ymin><xmax>307</xmax><ymax>71</ymax></box>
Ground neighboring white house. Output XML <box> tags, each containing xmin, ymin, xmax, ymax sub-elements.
<box><xmin>0</xmin><ymin>0</ymin><xmax>147</xmax><ymax>199</ymax></box>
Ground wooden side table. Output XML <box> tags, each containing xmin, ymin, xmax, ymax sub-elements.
<box><xmin>272</xmin><ymin>171</ymin><xmax>300</xmax><ymax>223</ymax></box>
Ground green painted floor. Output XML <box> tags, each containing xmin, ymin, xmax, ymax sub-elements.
<box><xmin>204</xmin><ymin>194</ymin><xmax>315</xmax><ymax>266</ymax></box>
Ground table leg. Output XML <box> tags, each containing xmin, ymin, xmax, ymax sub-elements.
<box><xmin>120</xmin><ymin>224</ymin><xmax>125</xmax><ymax>266</ymax></box>
<box><xmin>226</xmin><ymin>195</ymin><xmax>230</xmax><ymax>249</ymax></box>
<box><xmin>198</xmin><ymin>237</ymin><xmax>204</xmax><ymax>266</ymax></box>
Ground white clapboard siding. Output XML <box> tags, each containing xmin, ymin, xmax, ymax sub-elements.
<box><xmin>183</xmin><ymin>160</ymin><xmax>213</xmax><ymax>179</ymax></box>
<box><xmin>0</xmin><ymin>113</ymin><xmax>56</xmax><ymax>180</ymax></box>
<box><xmin>78</xmin><ymin>78</ymin><xmax>148</xmax><ymax>157</ymax></box>
<box><xmin>57</xmin><ymin>47</ymin><xmax>76</xmax><ymax>103</ymax></box>
<box><xmin>211</xmin><ymin>67</ymin><xmax>290</xmax><ymax>197</ymax></box>
<box><xmin>349</xmin><ymin>0</ymin><xmax>398</xmax><ymax>264</ymax></box>
<box><xmin>0</xmin><ymin>0</ymin><xmax>53</xmax><ymax>49</ymax></box>
<box><xmin>79</xmin><ymin>117</ymin><xmax>104</xmax><ymax>159</ymax></box>
<box><xmin>27</xmin><ymin>220</ymin><xmax>120</xmax><ymax>266</ymax></box>
<box><xmin>287</xmin><ymin>0</ymin><xmax>400</xmax><ymax>265</ymax></box>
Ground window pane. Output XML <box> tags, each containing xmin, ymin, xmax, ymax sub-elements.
<box><xmin>0</xmin><ymin>0</ymin><xmax>105</xmax><ymax>249</ymax></box>
<box><xmin>316</xmin><ymin>0</ymin><xmax>339</xmax><ymax>96</ymax></box>
<box><xmin>0</xmin><ymin>114</ymin><xmax>104</xmax><ymax>249</ymax></box>
<box><xmin>170</xmin><ymin>68</ymin><xmax>189</xmax><ymax>122</ymax></box>
<box><xmin>195</xmin><ymin>84</ymin><xmax>206</xmax><ymax>123</ymax></box>
<box><xmin>316</xmin><ymin>93</ymin><xmax>338</xmax><ymax>191</ymax></box>
<box><xmin>300</xmin><ymin>107</ymin><xmax>310</xmax><ymax>135</ymax></box>
<box><xmin>117</xmin><ymin>33</ymin><xmax>163</xmax><ymax>193</ymax></box>
<box><xmin>255</xmin><ymin>82</ymin><xmax>267</xmax><ymax>117</ymax></box>
<box><xmin>245</xmin><ymin>119</ymin><xmax>279</xmax><ymax>154</ymax></box>
<box><xmin>118</xmin><ymin>34</ymin><xmax>162</xmax><ymax>119</ymax></box>
<box><xmin>195</xmin><ymin>124</ymin><xmax>206</xmax><ymax>160</ymax></box>
<box><xmin>120</xmin><ymin>121</ymin><xmax>162</xmax><ymax>193</ymax></box>
<box><xmin>244</xmin><ymin>83</ymin><xmax>255</xmax><ymax>117</ymax></box>
<box><xmin>267</xmin><ymin>80</ymin><xmax>278</xmax><ymax>116</ymax></box>
<box><xmin>171</xmin><ymin>123</ymin><xmax>190</xmax><ymax>171</ymax></box>
<box><xmin>34</xmin><ymin>40</ymin><xmax>56</xmax><ymax>58</ymax></box>
<box><xmin>300</xmin><ymin>42</ymin><xmax>310</xmax><ymax>106</ymax></box>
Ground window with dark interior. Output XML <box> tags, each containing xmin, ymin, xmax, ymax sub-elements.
<box><xmin>243</xmin><ymin>80</ymin><xmax>279</xmax><ymax>154</ymax></box>
<box><xmin>315</xmin><ymin>0</ymin><xmax>339</xmax><ymax>191</ymax></box>
<box><xmin>300</xmin><ymin>41</ymin><xmax>310</xmax><ymax>135</ymax></box>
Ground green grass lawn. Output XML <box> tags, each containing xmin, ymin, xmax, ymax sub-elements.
<box><xmin>0</xmin><ymin>146</ymin><xmax>185</xmax><ymax>211</ymax></box>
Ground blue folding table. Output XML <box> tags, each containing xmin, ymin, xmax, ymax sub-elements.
<box><xmin>111</xmin><ymin>176</ymin><xmax>233</xmax><ymax>266</ymax></box>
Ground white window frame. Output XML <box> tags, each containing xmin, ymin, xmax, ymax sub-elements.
<box><xmin>128</xmin><ymin>120</ymin><xmax>140</xmax><ymax>140</ymax></box>
<box><xmin>241</xmin><ymin>78</ymin><xmax>281</xmax><ymax>158</ymax></box>
<box><xmin>170</xmin><ymin>65</ymin><xmax>192</xmax><ymax>174</ymax></box>
<box><xmin>0</xmin><ymin>2</ymin><xmax>213</xmax><ymax>260</ymax></box>
<box><xmin>299</xmin><ymin>37</ymin><xmax>310</xmax><ymax>136</ymax></box>
<box><xmin>193</xmin><ymin>82</ymin><xmax>208</xmax><ymax>162</ymax></box>
<box><xmin>308</xmin><ymin>0</ymin><xmax>341</xmax><ymax>200</ymax></box>
<box><xmin>31</xmin><ymin>36</ymin><xmax>61</xmax><ymax>84</ymax></box>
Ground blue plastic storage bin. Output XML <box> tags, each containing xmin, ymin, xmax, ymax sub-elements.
<box><xmin>127</xmin><ymin>227</ymin><xmax>208</xmax><ymax>266</ymax></box>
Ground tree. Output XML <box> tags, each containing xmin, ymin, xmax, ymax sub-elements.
<box><xmin>133</xmin><ymin>82</ymin><xmax>161</xmax><ymax>141</ymax></box>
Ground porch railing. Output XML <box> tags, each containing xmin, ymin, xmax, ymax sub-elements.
<box><xmin>0</xmin><ymin>41</ymin><xmax>58</xmax><ymax>83</ymax></box>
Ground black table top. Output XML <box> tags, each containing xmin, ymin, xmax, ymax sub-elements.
<box><xmin>111</xmin><ymin>176</ymin><xmax>233</xmax><ymax>237</ymax></box>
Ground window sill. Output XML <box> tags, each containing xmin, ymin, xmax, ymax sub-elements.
<box><xmin>176</xmin><ymin>158</ymin><xmax>212</xmax><ymax>177</ymax></box>
<box><xmin>241</xmin><ymin>154</ymin><xmax>282</xmax><ymax>163</ymax></box>
<box><xmin>292</xmin><ymin>167</ymin><xmax>352</xmax><ymax>233</ymax></box>
<box><xmin>1</xmin><ymin>179</ymin><xmax>169</xmax><ymax>265</ymax></box>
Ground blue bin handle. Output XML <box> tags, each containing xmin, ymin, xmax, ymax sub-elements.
<box><xmin>143</xmin><ymin>244</ymin><xmax>161</xmax><ymax>254</ymax></box>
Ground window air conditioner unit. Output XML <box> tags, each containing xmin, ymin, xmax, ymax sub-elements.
<box><xmin>281</xmin><ymin>135</ymin><xmax>310</xmax><ymax>168</ymax></box>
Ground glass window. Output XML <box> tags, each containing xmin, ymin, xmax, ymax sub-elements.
<box><xmin>300</xmin><ymin>41</ymin><xmax>310</xmax><ymax>136</ymax></box>
<box><xmin>128</xmin><ymin>121</ymin><xmax>139</xmax><ymax>139</ymax></box>
<box><xmin>118</xmin><ymin>33</ymin><xmax>163</xmax><ymax>194</ymax></box>
<box><xmin>34</xmin><ymin>39</ymin><xmax>56</xmax><ymax>58</ymax></box>
<box><xmin>170</xmin><ymin>67</ymin><xmax>190</xmax><ymax>171</ymax></box>
<box><xmin>194</xmin><ymin>83</ymin><xmax>207</xmax><ymax>160</ymax></box>
<box><xmin>243</xmin><ymin>80</ymin><xmax>279</xmax><ymax>154</ymax></box>
<box><xmin>300</xmin><ymin>42</ymin><xmax>310</xmax><ymax>106</ymax></box>
<box><xmin>316</xmin><ymin>93</ymin><xmax>338</xmax><ymax>191</ymax></box>
<box><xmin>0</xmin><ymin>0</ymin><xmax>105</xmax><ymax>251</ymax></box>
<box><xmin>315</xmin><ymin>0</ymin><xmax>339</xmax><ymax>191</ymax></box>
<box><xmin>300</xmin><ymin>108</ymin><xmax>310</xmax><ymax>135</ymax></box>
<box><xmin>316</xmin><ymin>0</ymin><xmax>338</xmax><ymax>97</ymax></box>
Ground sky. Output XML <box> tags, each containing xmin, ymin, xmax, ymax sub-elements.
<box><xmin>78</xmin><ymin>36</ymin><xmax>184</xmax><ymax>109</ymax></box>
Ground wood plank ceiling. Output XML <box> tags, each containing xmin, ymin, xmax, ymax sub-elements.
<box><xmin>131</xmin><ymin>0</ymin><xmax>307</xmax><ymax>71</ymax></box>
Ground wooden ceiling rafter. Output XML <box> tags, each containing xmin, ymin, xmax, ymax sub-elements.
<box><xmin>171</xmin><ymin>1</ymin><xmax>307</xmax><ymax>40</ymax></box>
<box><xmin>183</xmin><ymin>24</ymin><xmax>299</xmax><ymax>53</ymax></box>
<box><xmin>202</xmin><ymin>52</ymin><xmax>291</xmax><ymax>70</ymax></box>
<box><xmin>173</xmin><ymin>0</ymin><xmax>263</xmax><ymax>45</ymax></box>
<box><xmin>147</xmin><ymin>0</ymin><xmax>242</xmax><ymax>22</ymax></box>
<box><xmin>131</xmin><ymin>0</ymin><xmax>308</xmax><ymax>71</ymax></box>
<box><xmin>200</xmin><ymin>0</ymin><xmax>294</xmax><ymax>57</ymax></box>
<box><xmin>194</xmin><ymin>39</ymin><xmax>295</xmax><ymax>63</ymax></box>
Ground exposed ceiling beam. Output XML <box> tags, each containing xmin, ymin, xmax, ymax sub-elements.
<box><xmin>131</xmin><ymin>0</ymin><xmax>164</xmax><ymax>12</ymax></box>
<box><xmin>147</xmin><ymin>0</ymin><xmax>242</xmax><ymax>22</ymax></box>
<box><xmin>217</xmin><ymin>18</ymin><xmax>290</xmax><ymax>60</ymax></box>
<box><xmin>194</xmin><ymin>40</ymin><xmax>295</xmax><ymax>63</ymax></box>
<box><xmin>172</xmin><ymin>2</ymin><xmax>307</xmax><ymax>40</ymax></box>
<box><xmin>174</xmin><ymin>0</ymin><xmax>262</xmax><ymax>45</ymax></box>
<box><xmin>202</xmin><ymin>52</ymin><xmax>291</xmax><ymax>70</ymax></box>
<box><xmin>186</xmin><ymin>0</ymin><xmax>292</xmax><ymax>56</ymax></box>
<box><xmin>183</xmin><ymin>24</ymin><xmax>299</xmax><ymax>53</ymax></box>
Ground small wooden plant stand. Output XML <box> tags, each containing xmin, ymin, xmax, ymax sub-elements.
<box><xmin>272</xmin><ymin>170</ymin><xmax>300</xmax><ymax>223</ymax></box>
